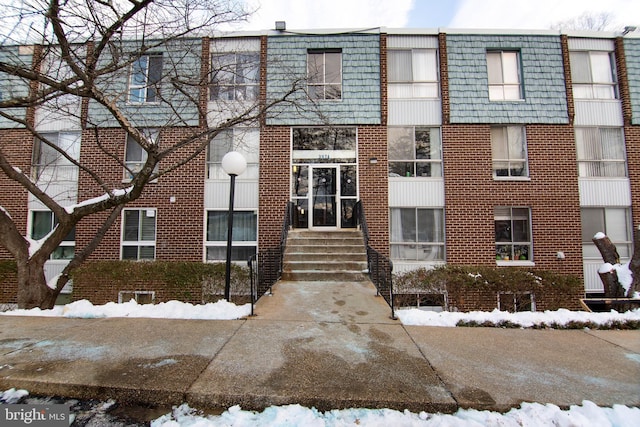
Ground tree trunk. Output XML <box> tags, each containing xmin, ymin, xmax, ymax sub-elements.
<box><xmin>16</xmin><ymin>259</ymin><xmax>58</xmax><ymax>310</ymax></box>
<box><xmin>627</xmin><ymin>226</ymin><xmax>640</xmax><ymax>298</ymax></box>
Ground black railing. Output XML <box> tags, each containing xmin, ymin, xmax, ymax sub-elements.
<box><xmin>248</xmin><ymin>202</ymin><xmax>294</xmax><ymax>315</ymax></box>
<box><xmin>355</xmin><ymin>201</ymin><xmax>395</xmax><ymax>319</ymax></box>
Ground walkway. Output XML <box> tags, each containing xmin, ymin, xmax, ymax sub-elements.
<box><xmin>0</xmin><ymin>280</ymin><xmax>638</xmax><ymax>414</ymax></box>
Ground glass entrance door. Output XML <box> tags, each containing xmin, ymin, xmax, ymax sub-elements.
<box><xmin>311</xmin><ymin>167</ymin><xmax>337</xmax><ymax>227</ymax></box>
<box><xmin>291</xmin><ymin>163</ymin><xmax>358</xmax><ymax>229</ymax></box>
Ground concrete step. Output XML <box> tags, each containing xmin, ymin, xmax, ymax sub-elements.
<box><xmin>283</xmin><ymin>261</ymin><xmax>368</xmax><ymax>272</ymax></box>
<box><xmin>282</xmin><ymin>229</ymin><xmax>369</xmax><ymax>282</ymax></box>
<box><xmin>281</xmin><ymin>270</ymin><xmax>369</xmax><ymax>282</ymax></box>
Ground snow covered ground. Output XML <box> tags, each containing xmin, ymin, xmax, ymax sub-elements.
<box><xmin>2</xmin><ymin>388</ymin><xmax>639</xmax><ymax>427</ymax></box>
<box><xmin>2</xmin><ymin>298</ymin><xmax>640</xmax><ymax>329</ymax></box>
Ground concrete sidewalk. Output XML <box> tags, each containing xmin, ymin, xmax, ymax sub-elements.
<box><xmin>0</xmin><ymin>280</ymin><xmax>638</xmax><ymax>414</ymax></box>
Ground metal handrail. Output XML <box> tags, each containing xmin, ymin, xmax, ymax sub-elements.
<box><xmin>248</xmin><ymin>202</ymin><xmax>294</xmax><ymax>315</ymax></box>
<box><xmin>355</xmin><ymin>201</ymin><xmax>395</xmax><ymax>319</ymax></box>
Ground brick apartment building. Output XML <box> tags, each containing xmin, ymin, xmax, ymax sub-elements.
<box><xmin>1</xmin><ymin>26</ymin><xmax>639</xmax><ymax>306</ymax></box>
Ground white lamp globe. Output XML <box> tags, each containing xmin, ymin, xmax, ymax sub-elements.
<box><xmin>221</xmin><ymin>151</ymin><xmax>247</xmax><ymax>176</ymax></box>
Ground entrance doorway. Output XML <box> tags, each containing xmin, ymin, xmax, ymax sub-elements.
<box><xmin>292</xmin><ymin>164</ymin><xmax>357</xmax><ymax>229</ymax></box>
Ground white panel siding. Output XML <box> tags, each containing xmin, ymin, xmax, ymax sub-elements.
<box><xmin>210</xmin><ymin>38</ymin><xmax>261</xmax><ymax>52</ymax></box>
<box><xmin>578</xmin><ymin>178</ymin><xmax>631</xmax><ymax>206</ymax></box>
<box><xmin>393</xmin><ymin>261</ymin><xmax>444</xmax><ymax>274</ymax></box>
<box><xmin>583</xmin><ymin>260</ymin><xmax>604</xmax><ymax>293</ymax></box>
<box><xmin>389</xmin><ymin>179</ymin><xmax>445</xmax><ymax>206</ymax></box>
<box><xmin>204</xmin><ymin>181</ymin><xmax>259</xmax><ymax>209</ymax></box>
<box><xmin>568</xmin><ymin>38</ymin><xmax>614</xmax><ymax>51</ymax></box>
<box><xmin>388</xmin><ymin>100</ymin><xmax>442</xmax><ymax>125</ymax></box>
<box><xmin>574</xmin><ymin>100</ymin><xmax>623</xmax><ymax>126</ymax></box>
<box><xmin>28</xmin><ymin>183</ymin><xmax>78</xmax><ymax>209</ymax></box>
<box><xmin>387</xmin><ymin>36</ymin><xmax>439</xmax><ymax>49</ymax></box>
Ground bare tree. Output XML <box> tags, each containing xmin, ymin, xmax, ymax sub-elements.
<box><xmin>551</xmin><ymin>11</ymin><xmax>616</xmax><ymax>32</ymax></box>
<box><xmin>592</xmin><ymin>228</ymin><xmax>640</xmax><ymax>299</ymax></box>
<box><xmin>0</xmin><ymin>0</ymin><xmax>305</xmax><ymax>308</ymax></box>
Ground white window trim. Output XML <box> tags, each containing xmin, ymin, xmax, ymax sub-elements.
<box><xmin>307</xmin><ymin>50</ymin><xmax>342</xmax><ymax>101</ymax></box>
<box><xmin>388</xmin><ymin>127</ymin><xmax>443</xmax><ymax>178</ymax></box>
<box><xmin>127</xmin><ymin>54</ymin><xmax>163</xmax><ymax>104</ymax></box>
<box><xmin>487</xmin><ymin>50</ymin><xmax>523</xmax><ymax>101</ymax></box>
<box><xmin>118</xmin><ymin>290</ymin><xmax>155</xmax><ymax>304</ymax></box>
<box><xmin>491</xmin><ymin>126</ymin><xmax>529</xmax><ymax>180</ymax></box>
<box><xmin>123</xmin><ymin>130</ymin><xmax>159</xmax><ymax>183</ymax></box>
<box><xmin>497</xmin><ymin>291</ymin><xmax>536</xmax><ymax>312</ymax></box>
<box><xmin>388</xmin><ymin>48</ymin><xmax>439</xmax><ymax>99</ymax></box>
<box><xmin>121</xmin><ymin>208</ymin><xmax>157</xmax><ymax>261</ymax></box>
<box><xmin>495</xmin><ymin>207</ymin><xmax>533</xmax><ymax>264</ymax></box>
<box><xmin>28</xmin><ymin>210</ymin><xmax>75</xmax><ymax>260</ymax></box>
<box><xmin>209</xmin><ymin>52</ymin><xmax>260</xmax><ymax>102</ymax></box>
<box><xmin>390</xmin><ymin>207</ymin><xmax>446</xmax><ymax>262</ymax></box>
<box><xmin>204</xmin><ymin>209</ymin><xmax>258</xmax><ymax>263</ymax></box>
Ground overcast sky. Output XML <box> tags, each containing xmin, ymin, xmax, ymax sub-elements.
<box><xmin>237</xmin><ymin>0</ymin><xmax>640</xmax><ymax>32</ymax></box>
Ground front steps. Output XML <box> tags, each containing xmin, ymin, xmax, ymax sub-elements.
<box><xmin>281</xmin><ymin>230</ymin><xmax>369</xmax><ymax>282</ymax></box>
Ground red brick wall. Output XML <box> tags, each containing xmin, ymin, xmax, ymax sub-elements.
<box><xmin>258</xmin><ymin>126</ymin><xmax>291</xmax><ymax>249</ymax></box>
<box><xmin>358</xmin><ymin>126</ymin><xmax>389</xmax><ymax>255</ymax></box>
<box><xmin>442</xmin><ymin>124</ymin><xmax>583</xmax><ymax>277</ymax></box>
<box><xmin>76</xmin><ymin>127</ymin><xmax>206</xmax><ymax>261</ymax></box>
<box><xmin>0</xmin><ymin>129</ymin><xmax>32</xmax><ymax>260</ymax></box>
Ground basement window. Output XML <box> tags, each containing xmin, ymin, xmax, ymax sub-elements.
<box><xmin>118</xmin><ymin>290</ymin><xmax>155</xmax><ymax>304</ymax></box>
<box><xmin>396</xmin><ymin>292</ymin><xmax>447</xmax><ymax>312</ymax></box>
<box><xmin>498</xmin><ymin>292</ymin><xmax>535</xmax><ymax>312</ymax></box>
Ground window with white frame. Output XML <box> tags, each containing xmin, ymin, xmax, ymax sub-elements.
<box><xmin>128</xmin><ymin>54</ymin><xmax>163</xmax><ymax>103</ymax></box>
<box><xmin>570</xmin><ymin>51</ymin><xmax>617</xmax><ymax>99</ymax></box>
<box><xmin>491</xmin><ymin>126</ymin><xmax>528</xmax><ymax>178</ymax></box>
<box><xmin>581</xmin><ymin>207</ymin><xmax>632</xmax><ymax>260</ymax></box>
<box><xmin>206</xmin><ymin>128</ymin><xmax>259</xmax><ymax>180</ymax></box>
<box><xmin>388</xmin><ymin>49</ymin><xmax>439</xmax><ymax>98</ymax></box>
<box><xmin>32</xmin><ymin>131</ymin><xmax>80</xmax><ymax>182</ymax></box>
<box><xmin>388</xmin><ymin>127</ymin><xmax>442</xmax><ymax>177</ymax></box>
<box><xmin>495</xmin><ymin>207</ymin><xmax>531</xmax><ymax>261</ymax></box>
<box><xmin>486</xmin><ymin>51</ymin><xmax>522</xmax><ymax>101</ymax></box>
<box><xmin>29</xmin><ymin>210</ymin><xmax>75</xmax><ymax>259</ymax></box>
<box><xmin>390</xmin><ymin>208</ymin><xmax>445</xmax><ymax>261</ymax></box>
<box><xmin>122</xmin><ymin>209</ymin><xmax>156</xmax><ymax>260</ymax></box>
<box><xmin>307</xmin><ymin>50</ymin><xmax>342</xmax><ymax>100</ymax></box>
<box><xmin>124</xmin><ymin>129</ymin><xmax>159</xmax><ymax>181</ymax></box>
<box><xmin>210</xmin><ymin>52</ymin><xmax>260</xmax><ymax>101</ymax></box>
<box><xmin>575</xmin><ymin>127</ymin><xmax>626</xmax><ymax>177</ymax></box>
<box><xmin>205</xmin><ymin>210</ymin><xmax>257</xmax><ymax>261</ymax></box>
<box><xmin>118</xmin><ymin>290</ymin><xmax>155</xmax><ymax>304</ymax></box>
<box><xmin>498</xmin><ymin>292</ymin><xmax>535</xmax><ymax>312</ymax></box>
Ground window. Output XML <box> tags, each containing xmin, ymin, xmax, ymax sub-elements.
<box><xmin>29</xmin><ymin>211</ymin><xmax>75</xmax><ymax>259</ymax></box>
<box><xmin>570</xmin><ymin>51</ymin><xmax>617</xmax><ymax>99</ymax></box>
<box><xmin>388</xmin><ymin>49</ymin><xmax>439</xmax><ymax>98</ymax></box>
<box><xmin>388</xmin><ymin>127</ymin><xmax>442</xmax><ymax>177</ymax></box>
<box><xmin>575</xmin><ymin>127</ymin><xmax>626</xmax><ymax>177</ymax></box>
<box><xmin>491</xmin><ymin>126</ymin><xmax>528</xmax><ymax>178</ymax></box>
<box><xmin>390</xmin><ymin>208</ymin><xmax>445</xmax><ymax>261</ymax></box>
<box><xmin>498</xmin><ymin>292</ymin><xmax>535</xmax><ymax>312</ymax></box>
<box><xmin>395</xmin><ymin>293</ymin><xmax>448</xmax><ymax>312</ymax></box>
<box><xmin>124</xmin><ymin>129</ymin><xmax>159</xmax><ymax>181</ymax></box>
<box><xmin>205</xmin><ymin>210</ymin><xmax>257</xmax><ymax>261</ymax></box>
<box><xmin>122</xmin><ymin>209</ymin><xmax>156</xmax><ymax>260</ymax></box>
<box><xmin>495</xmin><ymin>207</ymin><xmax>531</xmax><ymax>262</ymax></box>
<box><xmin>206</xmin><ymin>128</ymin><xmax>259</xmax><ymax>180</ymax></box>
<box><xmin>486</xmin><ymin>51</ymin><xmax>522</xmax><ymax>101</ymax></box>
<box><xmin>32</xmin><ymin>132</ymin><xmax>80</xmax><ymax>182</ymax></box>
<box><xmin>128</xmin><ymin>54</ymin><xmax>163</xmax><ymax>103</ymax></box>
<box><xmin>210</xmin><ymin>52</ymin><xmax>260</xmax><ymax>101</ymax></box>
<box><xmin>118</xmin><ymin>291</ymin><xmax>155</xmax><ymax>304</ymax></box>
<box><xmin>581</xmin><ymin>208</ymin><xmax>632</xmax><ymax>260</ymax></box>
<box><xmin>307</xmin><ymin>50</ymin><xmax>342</xmax><ymax>100</ymax></box>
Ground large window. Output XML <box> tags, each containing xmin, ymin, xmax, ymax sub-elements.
<box><xmin>29</xmin><ymin>211</ymin><xmax>75</xmax><ymax>259</ymax></box>
<box><xmin>205</xmin><ymin>210</ymin><xmax>257</xmax><ymax>261</ymax></box>
<box><xmin>570</xmin><ymin>51</ymin><xmax>617</xmax><ymax>99</ymax></box>
<box><xmin>388</xmin><ymin>127</ymin><xmax>442</xmax><ymax>178</ymax></box>
<box><xmin>128</xmin><ymin>54</ymin><xmax>163</xmax><ymax>103</ymax></box>
<box><xmin>307</xmin><ymin>50</ymin><xmax>342</xmax><ymax>100</ymax></box>
<box><xmin>575</xmin><ymin>127</ymin><xmax>626</xmax><ymax>177</ymax></box>
<box><xmin>388</xmin><ymin>49</ymin><xmax>438</xmax><ymax>98</ymax></box>
<box><xmin>122</xmin><ymin>209</ymin><xmax>156</xmax><ymax>260</ymax></box>
<box><xmin>581</xmin><ymin>208</ymin><xmax>632</xmax><ymax>260</ymax></box>
<box><xmin>495</xmin><ymin>207</ymin><xmax>531</xmax><ymax>262</ymax></box>
<box><xmin>206</xmin><ymin>128</ymin><xmax>259</xmax><ymax>180</ymax></box>
<box><xmin>491</xmin><ymin>126</ymin><xmax>528</xmax><ymax>178</ymax></box>
<box><xmin>32</xmin><ymin>132</ymin><xmax>80</xmax><ymax>182</ymax></box>
<box><xmin>210</xmin><ymin>52</ymin><xmax>260</xmax><ymax>101</ymax></box>
<box><xmin>390</xmin><ymin>208</ymin><xmax>445</xmax><ymax>261</ymax></box>
<box><xmin>124</xmin><ymin>130</ymin><xmax>158</xmax><ymax>181</ymax></box>
<box><xmin>486</xmin><ymin>51</ymin><xmax>522</xmax><ymax>101</ymax></box>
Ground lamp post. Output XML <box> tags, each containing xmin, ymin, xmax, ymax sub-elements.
<box><xmin>221</xmin><ymin>151</ymin><xmax>247</xmax><ymax>301</ymax></box>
